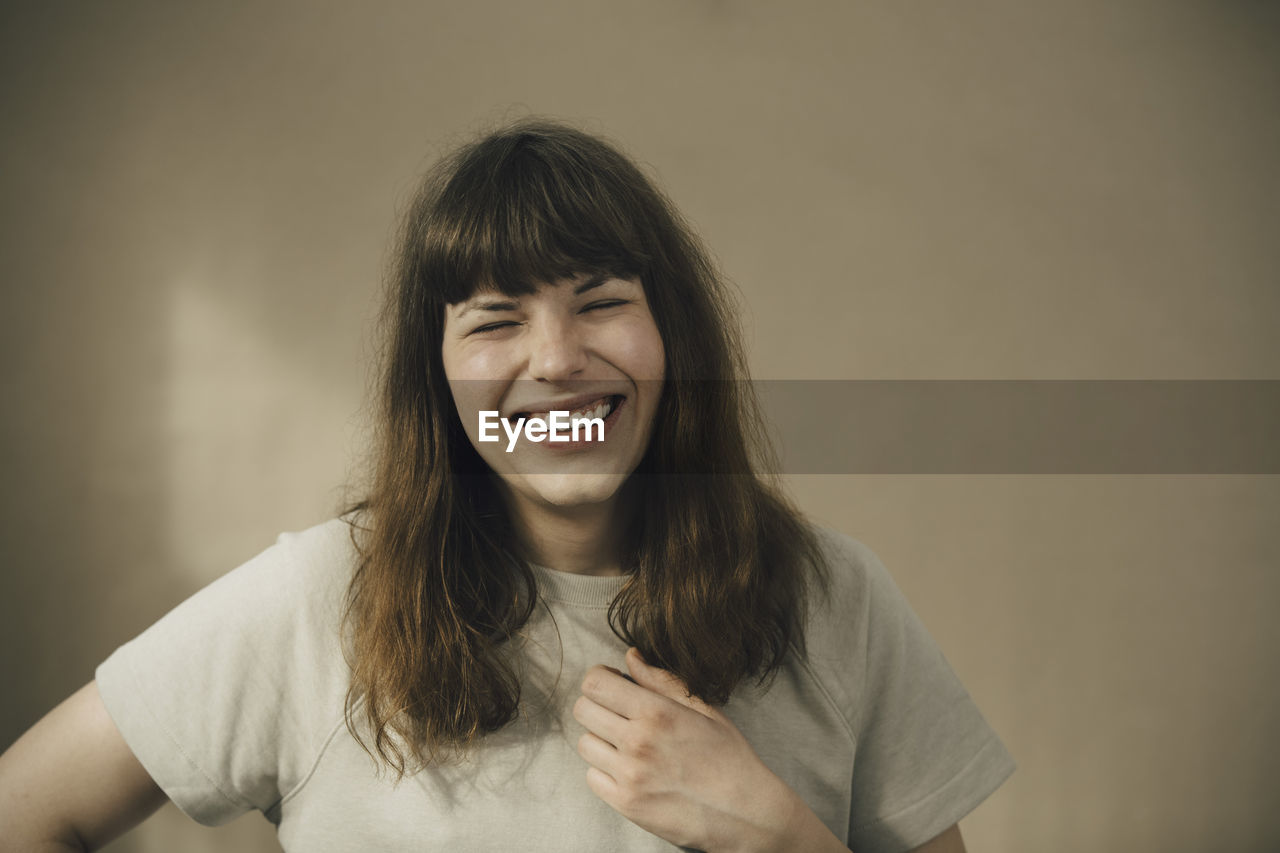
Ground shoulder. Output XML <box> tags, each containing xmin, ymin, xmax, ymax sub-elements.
<box><xmin>273</xmin><ymin>513</ymin><xmax>363</xmax><ymax>559</ymax></box>
<box><xmin>238</xmin><ymin>514</ymin><xmax>361</xmax><ymax>587</ymax></box>
<box><xmin>188</xmin><ymin>516</ymin><xmax>361</xmax><ymax>627</ymax></box>
<box><xmin>99</xmin><ymin>514</ymin><xmax>363</xmax><ymax>689</ymax></box>
<box><xmin>802</xmin><ymin>523</ymin><xmax>896</xmax><ymax>630</ymax></box>
<box><xmin>107</xmin><ymin>516</ymin><xmax>360</xmax><ymax>647</ymax></box>
<box><xmin>795</xmin><ymin>523</ymin><xmax>931</xmax><ymax>730</ymax></box>
<box><xmin>258</xmin><ymin>516</ymin><xmax>361</xmax><ymax>599</ymax></box>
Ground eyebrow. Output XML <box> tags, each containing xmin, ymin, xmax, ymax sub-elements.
<box><xmin>455</xmin><ymin>272</ymin><xmax>617</xmax><ymax>319</ymax></box>
<box><xmin>573</xmin><ymin>272</ymin><xmax>610</xmax><ymax>296</ymax></box>
<box><xmin>459</xmin><ymin>297</ymin><xmax>520</xmax><ymax>317</ymax></box>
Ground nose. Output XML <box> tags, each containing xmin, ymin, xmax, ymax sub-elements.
<box><xmin>526</xmin><ymin>315</ymin><xmax>588</xmax><ymax>381</ymax></box>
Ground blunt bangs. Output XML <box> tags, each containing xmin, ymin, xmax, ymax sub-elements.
<box><xmin>421</xmin><ymin>124</ymin><xmax>657</xmax><ymax>305</ymax></box>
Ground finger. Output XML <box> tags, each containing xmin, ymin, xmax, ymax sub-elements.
<box><xmin>600</xmin><ymin>664</ymin><xmax>636</xmax><ymax>684</ymax></box>
<box><xmin>572</xmin><ymin>694</ymin><xmax>630</xmax><ymax>747</ymax></box>
<box><xmin>580</xmin><ymin>663</ymin><xmax>662</xmax><ymax>719</ymax></box>
<box><xmin>584</xmin><ymin>765</ymin><xmax>624</xmax><ymax>809</ymax></box>
<box><xmin>625</xmin><ymin>648</ymin><xmax>728</xmax><ymax>722</ymax></box>
<box><xmin>624</xmin><ymin>647</ymin><xmax>696</xmax><ymax>707</ymax></box>
<box><xmin>575</xmin><ymin>730</ymin><xmax>628</xmax><ymax>780</ymax></box>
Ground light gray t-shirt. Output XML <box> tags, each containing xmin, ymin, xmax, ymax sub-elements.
<box><xmin>96</xmin><ymin>518</ymin><xmax>1014</xmax><ymax>852</ymax></box>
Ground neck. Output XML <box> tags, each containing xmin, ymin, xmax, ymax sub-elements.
<box><xmin>497</xmin><ymin>480</ymin><xmax>636</xmax><ymax>577</ymax></box>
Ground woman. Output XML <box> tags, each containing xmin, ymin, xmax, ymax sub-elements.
<box><xmin>0</xmin><ymin>120</ymin><xmax>1013</xmax><ymax>852</ymax></box>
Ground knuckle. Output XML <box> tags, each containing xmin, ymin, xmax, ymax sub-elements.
<box><xmin>620</xmin><ymin>763</ymin><xmax>650</xmax><ymax>789</ymax></box>
<box><xmin>612</xmin><ymin>785</ymin><xmax>641</xmax><ymax>812</ymax></box>
<box><xmin>649</xmin><ymin>706</ymin><xmax>675</xmax><ymax>729</ymax></box>
<box><xmin>581</xmin><ymin>669</ymin><xmax>606</xmax><ymax>696</ymax></box>
<box><xmin>620</xmin><ymin>727</ymin><xmax>652</xmax><ymax>757</ymax></box>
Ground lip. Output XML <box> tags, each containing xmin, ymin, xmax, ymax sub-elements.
<box><xmin>506</xmin><ymin>392</ymin><xmax>626</xmax><ymax>420</ymax></box>
<box><xmin>535</xmin><ymin>394</ymin><xmax>627</xmax><ymax>451</ymax></box>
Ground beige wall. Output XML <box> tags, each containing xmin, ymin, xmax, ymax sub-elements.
<box><xmin>2</xmin><ymin>2</ymin><xmax>1276</xmax><ymax>851</ymax></box>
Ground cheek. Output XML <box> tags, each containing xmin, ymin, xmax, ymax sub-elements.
<box><xmin>617</xmin><ymin>316</ymin><xmax>666</xmax><ymax>381</ymax></box>
<box><xmin>441</xmin><ymin>341</ymin><xmax>512</xmax><ymax>409</ymax></box>
<box><xmin>441</xmin><ymin>341</ymin><xmax>487</xmax><ymax>382</ymax></box>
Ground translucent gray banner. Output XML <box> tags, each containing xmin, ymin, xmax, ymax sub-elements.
<box><xmin>757</xmin><ymin>380</ymin><xmax>1279</xmax><ymax>474</ymax></box>
<box><xmin>446</xmin><ymin>380</ymin><xmax>1278</xmax><ymax>474</ymax></box>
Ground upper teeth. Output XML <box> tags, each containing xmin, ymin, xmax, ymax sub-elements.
<box><xmin>523</xmin><ymin>397</ymin><xmax>616</xmax><ymax>421</ymax></box>
<box><xmin>567</xmin><ymin>397</ymin><xmax>615</xmax><ymax>421</ymax></box>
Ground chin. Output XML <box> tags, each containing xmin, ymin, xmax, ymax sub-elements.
<box><xmin>517</xmin><ymin>472</ymin><xmax>629</xmax><ymax>509</ymax></box>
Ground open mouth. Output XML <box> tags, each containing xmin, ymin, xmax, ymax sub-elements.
<box><xmin>513</xmin><ymin>394</ymin><xmax>624</xmax><ymax>423</ymax></box>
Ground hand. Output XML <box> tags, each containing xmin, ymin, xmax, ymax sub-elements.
<box><xmin>572</xmin><ymin>647</ymin><xmax>801</xmax><ymax>853</ymax></box>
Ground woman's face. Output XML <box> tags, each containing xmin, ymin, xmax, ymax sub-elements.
<box><xmin>441</xmin><ymin>272</ymin><xmax>665</xmax><ymax>515</ymax></box>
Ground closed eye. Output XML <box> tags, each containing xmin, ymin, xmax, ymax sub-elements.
<box><xmin>471</xmin><ymin>321</ymin><xmax>519</xmax><ymax>335</ymax></box>
<box><xmin>581</xmin><ymin>299</ymin><xmax>631</xmax><ymax>312</ymax></box>
<box><xmin>469</xmin><ymin>300</ymin><xmax>630</xmax><ymax>334</ymax></box>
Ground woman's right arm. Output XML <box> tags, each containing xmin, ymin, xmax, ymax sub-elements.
<box><xmin>0</xmin><ymin>681</ymin><xmax>169</xmax><ymax>852</ymax></box>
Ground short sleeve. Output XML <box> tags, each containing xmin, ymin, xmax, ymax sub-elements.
<box><xmin>94</xmin><ymin>519</ymin><xmax>354</xmax><ymax>826</ymax></box>
<box><xmin>835</xmin><ymin>538</ymin><xmax>1015</xmax><ymax>851</ymax></box>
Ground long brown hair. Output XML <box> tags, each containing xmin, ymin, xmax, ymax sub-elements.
<box><xmin>344</xmin><ymin>119</ymin><xmax>827</xmax><ymax>775</ymax></box>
